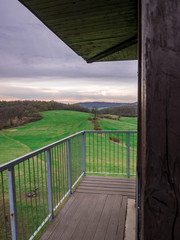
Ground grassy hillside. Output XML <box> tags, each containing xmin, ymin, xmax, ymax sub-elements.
<box><xmin>99</xmin><ymin>117</ymin><xmax>137</xmax><ymax>131</ymax></box>
<box><xmin>0</xmin><ymin>111</ymin><xmax>137</xmax><ymax>164</ymax></box>
<box><xmin>0</xmin><ymin>111</ymin><xmax>93</xmax><ymax>164</ymax></box>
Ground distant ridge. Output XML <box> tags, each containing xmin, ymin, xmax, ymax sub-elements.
<box><xmin>76</xmin><ymin>101</ymin><xmax>137</xmax><ymax>109</ymax></box>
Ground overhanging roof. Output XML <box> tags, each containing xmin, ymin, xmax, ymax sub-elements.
<box><xmin>19</xmin><ymin>0</ymin><xmax>138</xmax><ymax>63</ymax></box>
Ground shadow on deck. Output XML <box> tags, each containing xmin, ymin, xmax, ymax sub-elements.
<box><xmin>39</xmin><ymin>176</ymin><xmax>136</xmax><ymax>240</ymax></box>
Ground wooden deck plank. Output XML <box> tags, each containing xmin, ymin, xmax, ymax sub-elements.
<box><xmin>82</xmin><ymin>182</ymin><xmax>136</xmax><ymax>188</ymax></box>
<box><xmin>80</xmin><ymin>194</ymin><xmax>108</xmax><ymax>240</ymax></box>
<box><xmin>105</xmin><ymin>195</ymin><xmax>123</xmax><ymax>240</ymax></box>
<box><xmin>81</xmin><ymin>183</ymin><xmax>135</xmax><ymax>190</ymax></box>
<box><xmin>47</xmin><ymin>193</ymin><xmax>87</xmax><ymax>240</ymax></box>
<box><xmin>59</xmin><ymin>194</ymin><xmax>98</xmax><ymax>240</ymax></box>
<box><xmin>39</xmin><ymin>192</ymin><xmax>78</xmax><ymax>240</ymax></box>
<box><xmin>85</xmin><ymin>175</ymin><xmax>136</xmax><ymax>181</ymax></box>
<box><xmin>77</xmin><ymin>186</ymin><xmax>135</xmax><ymax>193</ymax></box>
<box><xmin>116</xmin><ymin>196</ymin><xmax>127</xmax><ymax>240</ymax></box>
<box><xmin>83</xmin><ymin>178</ymin><xmax>136</xmax><ymax>185</ymax></box>
<box><xmin>82</xmin><ymin>178</ymin><xmax>136</xmax><ymax>183</ymax></box>
<box><xmin>49</xmin><ymin>193</ymin><xmax>92</xmax><ymax>240</ymax></box>
<box><xmin>93</xmin><ymin>195</ymin><xmax>116</xmax><ymax>240</ymax></box>
<box><xmin>69</xmin><ymin>194</ymin><xmax>99</xmax><ymax>240</ymax></box>
<box><xmin>76</xmin><ymin>189</ymin><xmax>135</xmax><ymax>199</ymax></box>
<box><xmin>84</xmin><ymin>180</ymin><xmax>136</xmax><ymax>184</ymax></box>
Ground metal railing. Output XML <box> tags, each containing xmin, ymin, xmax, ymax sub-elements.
<box><xmin>0</xmin><ymin>130</ymin><xmax>137</xmax><ymax>240</ymax></box>
<box><xmin>85</xmin><ymin>131</ymin><xmax>137</xmax><ymax>177</ymax></box>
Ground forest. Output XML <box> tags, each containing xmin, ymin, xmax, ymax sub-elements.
<box><xmin>0</xmin><ymin>100</ymin><xmax>89</xmax><ymax>130</ymax></box>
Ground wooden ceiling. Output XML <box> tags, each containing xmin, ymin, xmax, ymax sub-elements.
<box><xmin>19</xmin><ymin>0</ymin><xmax>138</xmax><ymax>62</ymax></box>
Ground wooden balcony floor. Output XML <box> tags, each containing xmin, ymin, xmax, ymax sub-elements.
<box><xmin>39</xmin><ymin>176</ymin><xmax>136</xmax><ymax>240</ymax></box>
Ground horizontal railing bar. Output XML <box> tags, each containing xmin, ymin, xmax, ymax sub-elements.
<box><xmin>87</xmin><ymin>172</ymin><xmax>136</xmax><ymax>176</ymax></box>
<box><xmin>53</xmin><ymin>190</ymin><xmax>70</xmax><ymax>212</ymax></box>
<box><xmin>85</xmin><ymin>130</ymin><xmax>137</xmax><ymax>134</ymax></box>
<box><xmin>0</xmin><ymin>130</ymin><xmax>137</xmax><ymax>171</ymax></box>
<box><xmin>0</xmin><ymin>131</ymin><xmax>85</xmax><ymax>171</ymax></box>
<box><xmin>72</xmin><ymin>172</ymin><xmax>84</xmax><ymax>189</ymax></box>
<box><xmin>29</xmin><ymin>213</ymin><xmax>51</xmax><ymax>240</ymax></box>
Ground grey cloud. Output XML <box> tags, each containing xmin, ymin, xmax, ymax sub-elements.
<box><xmin>0</xmin><ymin>85</ymin><xmax>137</xmax><ymax>103</ymax></box>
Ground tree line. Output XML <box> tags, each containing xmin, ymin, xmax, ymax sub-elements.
<box><xmin>99</xmin><ymin>105</ymin><xmax>137</xmax><ymax>117</ymax></box>
<box><xmin>0</xmin><ymin>100</ymin><xmax>89</xmax><ymax>130</ymax></box>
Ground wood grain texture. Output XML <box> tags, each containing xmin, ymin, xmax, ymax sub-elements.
<box><xmin>140</xmin><ymin>0</ymin><xmax>180</xmax><ymax>239</ymax></box>
<box><xmin>18</xmin><ymin>0</ymin><xmax>137</xmax><ymax>61</ymax></box>
<box><xmin>116</xmin><ymin>196</ymin><xmax>127</xmax><ymax>240</ymax></box>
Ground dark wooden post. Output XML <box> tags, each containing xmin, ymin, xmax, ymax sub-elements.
<box><xmin>139</xmin><ymin>0</ymin><xmax>180</xmax><ymax>239</ymax></box>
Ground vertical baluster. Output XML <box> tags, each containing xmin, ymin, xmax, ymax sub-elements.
<box><xmin>32</xmin><ymin>157</ymin><xmax>38</xmax><ymax>228</ymax></box>
<box><xmin>18</xmin><ymin>164</ymin><xmax>24</xmax><ymax>239</ymax></box>
<box><xmin>44</xmin><ymin>152</ymin><xmax>49</xmax><ymax>217</ymax></box>
<box><xmin>105</xmin><ymin>133</ymin><xmax>106</xmax><ymax>173</ymax></box>
<box><xmin>113</xmin><ymin>132</ymin><xmax>115</xmax><ymax>173</ymax></box>
<box><xmin>122</xmin><ymin>134</ymin><xmax>124</xmax><ymax>174</ymax></box>
<box><xmin>127</xmin><ymin>133</ymin><xmax>130</xmax><ymax>178</ymax></box>
<box><xmin>93</xmin><ymin>133</ymin><xmax>94</xmax><ymax>172</ymax></box>
<box><xmin>97</xmin><ymin>133</ymin><xmax>98</xmax><ymax>172</ymax></box>
<box><xmin>101</xmin><ymin>133</ymin><xmax>102</xmax><ymax>173</ymax></box>
<box><xmin>59</xmin><ymin>144</ymin><xmax>63</xmax><ymax>199</ymax></box>
<box><xmin>28</xmin><ymin>159</ymin><xmax>33</xmax><ymax>234</ymax></box>
<box><xmin>47</xmin><ymin>149</ymin><xmax>54</xmax><ymax>221</ymax></box>
<box><xmin>51</xmin><ymin>149</ymin><xmax>55</xmax><ymax>208</ymax></box>
<box><xmin>65</xmin><ymin>143</ymin><xmax>68</xmax><ymax>193</ymax></box>
<box><xmin>40</xmin><ymin>153</ymin><xmax>45</xmax><ymax>221</ymax></box>
<box><xmin>118</xmin><ymin>133</ymin><xmax>120</xmax><ymax>173</ymax></box>
<box><xmin>82</xmin><ymin>133</ymin><xmax>86</xmax><ymax>176</ymax></box>
<box><xmin>8</xmin><ymin>166</ymin><xmax>19</xmax><ymax>240</ymax></box>
<box><xmin>57</xmin><ymin>144</ymin><xmax>61</xmax><ymax>202</ymax></box>
<box><xmin>37</xmin><ymin>155</ymin><xmax>41</xmax><ymax>225</ymax></box>
<box><xmin>89</xmin><ymin>133</ymin><xmax>90</xmax><ymax>172</ymax></box>
<box><xmin>109</xmin><ymin>133</ymin><xmax>111</xmax><ymax>173</ymax></box>
<box><xmin>1</xmin><ymin>172</ymin><xmax>8</xmax><ymax>240</ymax></box>
<box><xmin>55</xmin><ymin>146</ymin><xmax>58</xmax><ymax>206</ymax></box>
<box><xmin>23</xmin><ymin>162</ymin><xmax>29</xmax><ymax>239</ymax></box>
<box><xmin>67</xmin><ymin>139</ymin><xmax>72</xmax><ymax>196</ymax></box>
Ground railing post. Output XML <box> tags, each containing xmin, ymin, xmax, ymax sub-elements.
<box><xmin>8</xmin><ymin>166</ymin><xmax>19</xmax><ymax>240</ymax></box>
<box><xmin>82</xmin><ymin>132</ymin><xmax>86</xmax><ymax>176</ymax></box>
<box><xmin>67</xmin><ymin>139</ymin><xmax>72</xmax><ymax>196</ymax></box>
<box><xmin>127</xmin><ymin>133</ymin><xmax>130</xmax><ymax>178</ymax></box>
<box><xmin>47</xmin><ymin>149</ymin><xmax>54</xmax><ymax>220</ymax></box>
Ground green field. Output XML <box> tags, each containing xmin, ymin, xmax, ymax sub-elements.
<box><xmin>99</xmin><ymin>116</ymin><xmax>137</xmax><ymax>131</ymax></box>
<box><xmin>0</xmin><ymin>110</ymin><xmax>137</xmax><ymax>164</ymax></box>
<box><xmin>0</xmin><ymin>111</ymin><xmax>93</xmax><ymax>164</ymax></box>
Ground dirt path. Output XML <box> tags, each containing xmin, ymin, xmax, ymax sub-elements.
<box><xmin>70</xmin><ymin>120</ymin><xmax>85</xmax><ymax>135</ymax></box>
<box><xmin>109</xmin><ymin>138</ymin><xmax>136</xmax><ymax>151</ymax></box>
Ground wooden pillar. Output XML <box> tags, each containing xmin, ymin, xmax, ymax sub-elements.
<box><xmin>139</xmin><ymin>0</ymin><xmax>180</xmax><ymax>239</ymax></box>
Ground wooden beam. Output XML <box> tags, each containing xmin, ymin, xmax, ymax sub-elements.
<box><xmin>86</xmin><ymin>35</ymin><xmax>137</xmax><ymax>63</ymax></box>
<box><xmin>140</xmin><ymin>0</ymin><xmax>180</xmax><ymax>239</ymax></box>
<box><xmin>136</xmin><ymin>0</ymin><xmax>142</xmax><ymax>238</ymax></box>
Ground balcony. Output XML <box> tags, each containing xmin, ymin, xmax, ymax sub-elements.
<box><xmin>0</xmin><ymin>130</ymin><xmax>137</xmax><ymax>240</ymax></box>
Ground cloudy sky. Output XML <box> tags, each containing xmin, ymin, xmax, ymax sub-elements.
<box><xmin>0</xmin><ymin>0</ymin><xmax>138</xmax><ymax>103</ymax></box>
